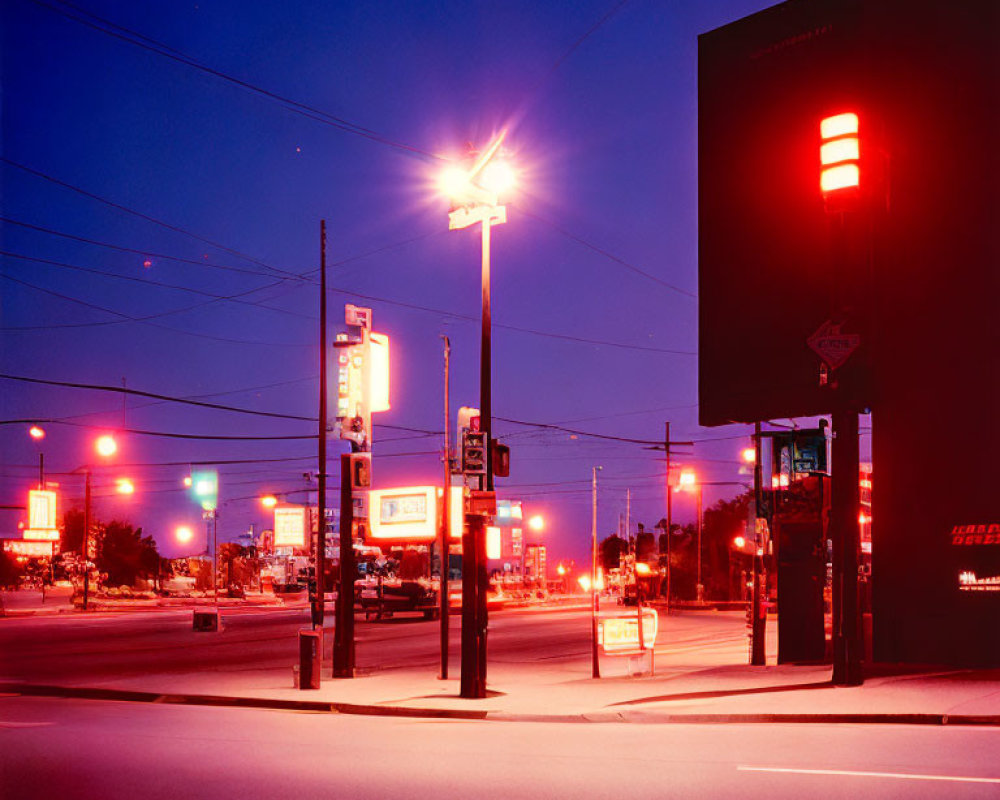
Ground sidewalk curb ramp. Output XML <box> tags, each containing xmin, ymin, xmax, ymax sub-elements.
<box><xmin>3</xmin><ymin>683</ymin><xmax>999</xmax><ymax>726</ymax></box>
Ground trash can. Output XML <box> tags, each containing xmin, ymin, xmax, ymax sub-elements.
<box><xmin>298</xmin><ymin>628</ymin><xmax>322</xmax><ymax>690</ymax></box>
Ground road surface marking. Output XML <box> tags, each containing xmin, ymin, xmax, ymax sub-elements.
<box><xmin>738</xmin><ymin>766</ymin><xmax>1000</xmax><ymax>784</ymax></box>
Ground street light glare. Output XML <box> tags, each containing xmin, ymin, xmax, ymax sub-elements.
<box><xmin>479</xmin><ymin>161</ymin><xmax>515</xmax><ymax>194</ymax></box>
<box><xmin>28</xmin><ymin>425</ymin><xmax>46</xmax><ymax>440</ymax></box>
<box><xmin>116</xmin><ymin>478</ymin><xmax>135</xmax><ymax>495</ymax></box>
<box><xmin>528</xmin><ymin>514</ymin><xmax>544</xmax><ymax>532</ymax></box>
<box><xmin>438</xmin><ymin>165</ymin><xmax>470</xmax><ymax>199</ymax></box>
<box><xmin>175</xmin><ymin>526</ymin><xmax>194</xmax><ymax>544</ymax></box>
<box><xmin>678</xmin><ymin>469</ymin><xmax>697</xmax><ymax>490</ymax></box>
<box><xmin>95</xmin><ymin>435</ymin><xmax>118</xmax><ymax>458</ymax></box>
<box><xmin>261</xmin><ymin>495</ymin><xmax>278</xmax><ymax>508</ymax></box>
<box><xmin>741</xmin><ymin>447</ymin><xmax>756</xmax><ymax>464</ymax></box>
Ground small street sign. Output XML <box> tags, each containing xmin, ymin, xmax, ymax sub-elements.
<box><xmin>468</xmin><ymin>490</ymin><xmax>497</xmax><ymax>516</ymax></box>
<box><xmin>808</xmin><ymin>320</ymin><xmax>860</xmax><ymax>369</ymax></box>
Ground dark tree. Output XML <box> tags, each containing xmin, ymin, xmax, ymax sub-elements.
<box><xmin>98</xmin><ymin>521</ymin><xmax>160</xmax><ymax>588</ymax></box>
<box><xmin>599</xmin><ymin>535</ymin><xmax>628</xmax><ymax>571</ymax></box>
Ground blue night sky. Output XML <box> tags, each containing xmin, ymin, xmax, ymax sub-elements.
<box><xmin>1</xmin><ymin>0</ymin><xmax>808</xmax><ymax>563</ymax></box>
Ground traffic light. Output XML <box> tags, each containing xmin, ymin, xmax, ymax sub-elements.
<box><xmin>491</xmin><ymin>440</ymin><xmax>510</xmax><ymax>478</ymax></box>
<box><xmin>350</xmin><ymin>453</ymin><xmax>371</xmax><ymax>489</ymax></box>
<box><xmin>190</xmin><ymin>469</ymin><xmax>218</xmax><ymax>511</ymax></box>
<box><xmin>462</xmin><ymin>430</ymin><xmax>486</xmax><ymax>475</ymax></box>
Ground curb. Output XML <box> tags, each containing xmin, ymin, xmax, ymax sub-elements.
<box><xmin>3</xmin><ymin>683</ymin><xmax>998</xmax><ymax>726</ymax></box>
<box><xmin>0</xmin><ymin>683</ymin><xmax>487</xmax><ymax>720</ymax></box>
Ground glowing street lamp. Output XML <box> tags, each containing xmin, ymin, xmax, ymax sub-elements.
<box><xmin>741</xmin><ymin>448</ymin><xmax>756</xmax><ymax>464</ymax></box>
<box><xmin>676</xmin><ymin>468</ymin><xmax>704</xmax><ymax>603</ymax></box>
<box><xmin>95</xmin><ymin>434</ymin><xmax>118</xmax><ymax>458</ymax></box>
<box><xmin>441</xmin><ymin>129</ymin><xmax>517</xmax><ymax>699</ymax></box>
<box><xmin>28</xmin><ymin>425</ymin><xmax>46</xmax><ymax>441</ymax></box>
<box><xmin>175</xmin><ymin>526</ymin><xmax>194</xmax><ymax>545</ymax></box>
<box><xmin>80</xmin><ymin>434</ymin><xmax>119</xmax><ymax>610</ymax></box>
<box><xmin>115</xmin><ymin>478</ymin><xmax>135</xmax><ymax>495</ymax></box>
<box><xmin>527</xmin><ymin>515</ymin><xmax>544</xmax><ymax>532</ymax></box>
<box><xmin>260</xmin><ymin>495</ymin><xmax>278</xmax><ymax>509</ymax></box>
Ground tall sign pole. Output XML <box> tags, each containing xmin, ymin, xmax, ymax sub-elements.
<box><xmin>664</xmin><ymin>422</ymin><xmax>672</xmax><ymax>610</ymax></box>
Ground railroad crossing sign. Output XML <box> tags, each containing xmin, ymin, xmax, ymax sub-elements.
<box><xmin>808</xmin><ymin>320</ymin><xmax>860</xmax><ymax>369</ymax></box>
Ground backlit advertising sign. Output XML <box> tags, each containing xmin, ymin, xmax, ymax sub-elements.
<box><xmin>273</xmin><ymin>506</ymin><xmax>307</xmax><ymax>548</ymax></box>
<box><xmin>28</xmin><ymin>489</ymin><xmax>57</xmax><ymax>530</ymax></box>
<box><xmin>368</xmin><ymin>487</ymin><xmax>437</xmax><ymax>542</ymax></box>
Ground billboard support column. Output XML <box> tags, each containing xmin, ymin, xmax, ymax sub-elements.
<box><xmin>831</xmin><ymin>408</ymin><xmax>862</xmax><ymax>685</ymax></box>
<box><xmin>750</xmin><ymin>421</ymin><xmax>767</xmax><ymax>666</ymax></box>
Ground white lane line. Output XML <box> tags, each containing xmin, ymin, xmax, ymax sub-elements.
<box><xmin>738</xmin><ymin>766</ymin><xmax>1000</xmax><ymax>785</ymax></box>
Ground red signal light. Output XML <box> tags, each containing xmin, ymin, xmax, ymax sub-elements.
<box><xmin>820</xmin><ymin>112</ymin><xmax>860</xmax><ymax>193</ymax></box>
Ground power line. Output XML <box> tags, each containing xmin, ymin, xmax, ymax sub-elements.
<box><xmin>518</xmin><ymin>206</ymin><xmax>697</xmax><ymax>299</ymax></box>
<box><xmin>0</xmin><ymin>374</ymin><xmax>444</xmax><ymax>437</ymax></box>
<box><xmin>30</xmin><ymin>0</ymin><xmax>441</xmax><ymax>161</ymax></box>
<box><xmin>0</xmin><ymin>156</ymin><xmax>298</xmax><ymax>277</ymax></box>
<box><xmin>0</xmin><ymin>272</ymin><xmax>311</xmax><ymax>346</ymax></box>
<box><xmin>0</xmin><ymin>249</ymin><xmax>307</xmax><ymax>321</ymax></box>
<box><xmin>0</xmin><ymin>374</ymin><xmax>314</xmax><ymax>421</ymax></box>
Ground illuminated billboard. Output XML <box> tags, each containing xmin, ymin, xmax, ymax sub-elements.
<box><xmin>273</xmin><ymin>506</ymin><xmax>307</xmax><ymax>548</ymax></box>
<box><xmin>368</xmin><ymin>487</ymin><xmax>437</xmax><ymax>541</ymax></box>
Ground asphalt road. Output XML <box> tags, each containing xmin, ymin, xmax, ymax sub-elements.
<box><xmin>0</xmin><ymin>603</ymin><xmax>745</xmax><ymax>683</ymax></box>
<box><xmin>2</xmin><ymin>695</ymin><xmax>998</xmax><ymax>800</ymax></box>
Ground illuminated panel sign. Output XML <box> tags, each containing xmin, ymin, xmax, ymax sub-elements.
<box><xmin>486</xmin><ymin>526</ymin><xmax>502</xmax><ymax>560</ymax></box>
<box><xmin>273</xmin><ymin>506</ymin><xmax>307</xmax><ymax>548</ymax></box>
<box><xmin>598</xmin><ymin>608</ymin><xmax>659</xmax><ymax>654</ymax></box>
<box><xmin>4</xmin><ymin>539</ymin><xmax>54</xmax><ymax>557</ymax></box>
<box><xmin>23</xmin><ymin>528</ymin><xmax>60</xmax><ymax>542</ymax></box>
<box><xmin>449</xmin><ymin>486</ymin><xmax>464</xmax><ymax>540</ymax></box>
<box><xmin>367</xmin><ymin>332</ymin><xmax>390</xmax><ymax>413</ymax></box>
<box><xmin>28</xmin><ymin>490</ymin><xmax>58</xmax><ymax>530</ymax></box>
<box><xmin>368</xmin><ymin>487</ymin><xmax>437</xmax><ymax>541</ymax></box>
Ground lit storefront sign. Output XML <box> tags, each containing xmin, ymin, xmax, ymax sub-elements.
<box><xmin>25</xmin><ymin>489</ymin><xmax>59</xmax><ymax>541</ymax></box>
<box><xmin>4</xmin><ymin>539</ymin><xmax>54</xmax><ymax>558</ymax></box>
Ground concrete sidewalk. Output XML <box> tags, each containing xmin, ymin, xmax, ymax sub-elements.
<box><xmin>3</xmin><ymin>610</ymin><xmax>999</xmax><ymax>725</ymax></box>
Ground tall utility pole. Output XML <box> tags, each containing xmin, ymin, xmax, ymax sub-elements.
<box><xmin>314</xmin><ymin>220</ymin><xmax>328</xmax><ymax>635</ymax></box>
<box><xmin>750</xmin><ymin>421</ymin><xmax>767</xmax><ymax>665</ymax></box>
<box><xmin>82</xmin><ymin>469</ymin><xmax>91</xmax><ymax>610</ymax></box>
<box><xmin>665</xmin><ymin>422</ymin><xmax>672</xmax><ymax>609</ymax></box>
<box><xmin>439</xmin><ymin>335</ymin><xmax>451</xmax><ymax>680</ymax></box>
<box><xmin>591</xmin><ymin>465</ymin><xmax>602</xmax><ymax>679</ymax></box>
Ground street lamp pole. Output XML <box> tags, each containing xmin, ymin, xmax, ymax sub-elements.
<box><xmin>591</xmin><ymin>465</ymin><xmax>602</xmax><ymax>678</ymax></box>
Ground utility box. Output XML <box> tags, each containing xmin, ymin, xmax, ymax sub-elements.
<box><xmin>192</xmin><ymin>609</ymin><xmax>220</xmax><ymax>632</ymax></box>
